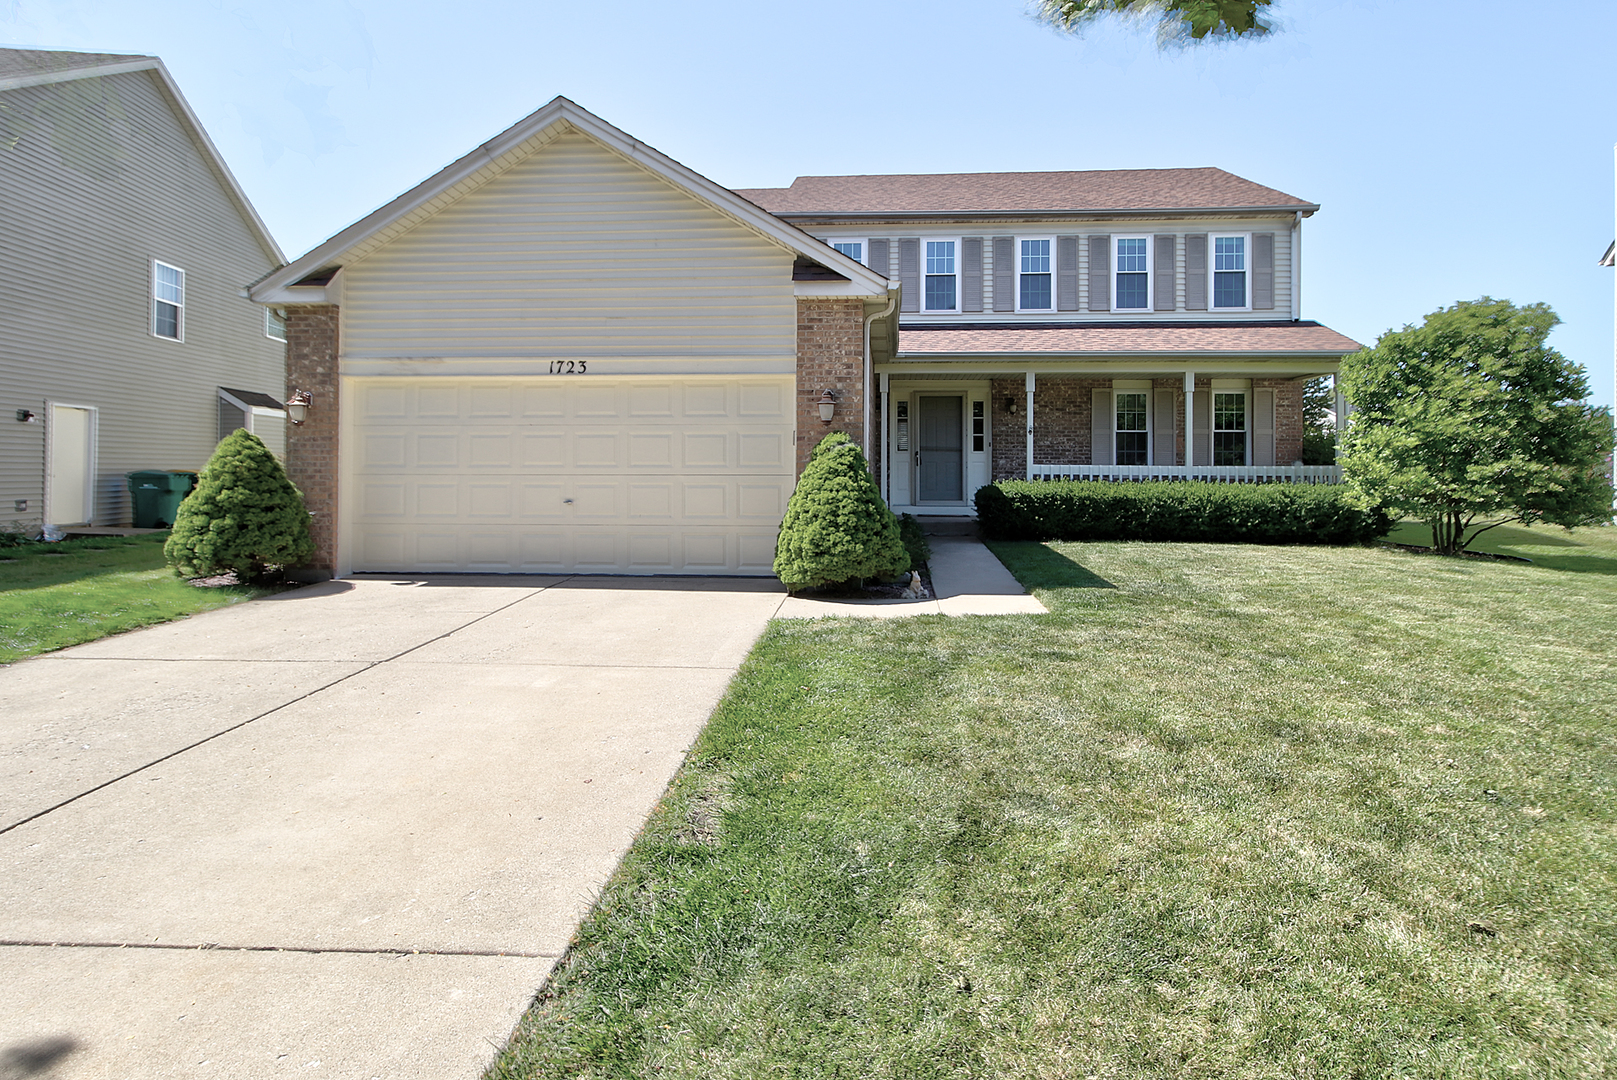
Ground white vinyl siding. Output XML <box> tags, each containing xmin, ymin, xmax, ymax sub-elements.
<box><xmin>0</xmin><ymin>69</ymin><xmax>284</xmax><ymax>527</ymax></box>
<box><xmin>340</xmin><ymin>132</ymin><xmax>795</xmax><ymax>364</ymax></box>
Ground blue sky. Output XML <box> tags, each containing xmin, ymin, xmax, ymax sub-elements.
<box><xmin>5</xmin><ymin>0</ymin><xmax>1614</xmax><ymax>410</ymax></box>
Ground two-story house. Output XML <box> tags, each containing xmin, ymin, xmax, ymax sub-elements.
<box><xmin>737</xmin><ymin>172</ymin><xmax>1360</xmax><ymax>516</ymax></box>
<box><xmin>0</xmin><ymin>49</ymin><xmax>287</xmax><ymax>533</ymax></box>
<box><xmin>249</xmin><ymin>98</ymin><xmax>1359</xmax><ymax>578</ymax></box>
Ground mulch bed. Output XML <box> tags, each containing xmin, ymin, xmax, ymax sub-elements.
<box><xmin>793</xmin><ymin>565</ymin><xmax>933</xmax><ymax>600</ymax></box>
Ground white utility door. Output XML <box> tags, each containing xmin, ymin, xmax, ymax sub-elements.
<box><xmin>347</xmin><ymin>376</ymin><xmax>796</xmax><ymax>575</ymax></box>
<box><xmin>48</xmin><ymin>403</ymin><xmax>95</xmax><ymax>526</ymax></box>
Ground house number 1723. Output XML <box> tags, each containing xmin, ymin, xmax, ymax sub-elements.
<box><xmin>547</xmin><ymin>360</ymin><xmax>588</xmax><ymax>374</ymax></box>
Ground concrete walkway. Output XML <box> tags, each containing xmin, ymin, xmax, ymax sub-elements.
<box><xmin>0</xmin><ymin>575</ymin><xmax>782</xmax><ymax>1080</ymax></box>
<box><xmin>775</xmin><ymin>534</ymin><xmax>1047</xmax><ymax>618</ymax></box>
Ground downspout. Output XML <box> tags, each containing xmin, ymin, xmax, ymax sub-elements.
<box><xmin>863</xmin><ymin>287</ymin><xmax>899</xmax><ymax>470</ymax></box>
<box><xmin>1291</xmin><ymin>211</ymin><xmax>1303</xmax><ymax>321</ymax></box>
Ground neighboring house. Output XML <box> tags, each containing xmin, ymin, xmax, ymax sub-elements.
<box><xmin>249</xmin><ymin>97</ymin><xmax>1358</xmax><ymax>578</ymax></box>
<box><xmin>0</xmin><ymin>48</ymin><xmax>286</xmax><ymax>532</ymax></box>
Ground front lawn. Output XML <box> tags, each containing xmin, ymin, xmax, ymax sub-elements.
<box><xmin>0</xmin><ymin>535</ymin><xmax>268</xmax><ymax>664</ymax></box>
<box><xmin>489</xmin><ymin>535</ymin><xmax>1616</xmax><ymax>1079</ymax></box>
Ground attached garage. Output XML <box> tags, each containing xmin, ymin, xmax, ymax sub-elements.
<box><xmin>346</xmin><ymin>375</ymin><xmax>794</xmax><ymax>574</ymax></box>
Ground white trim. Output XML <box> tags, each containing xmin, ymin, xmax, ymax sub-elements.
<box><xmin>825</xmin><ymin>238</ymin><xmax>867</xmax><ymax>265</ymax></box>
<box><xmin>1209</xmin><ymin>232</ymin><xmax>1253</xmax><ymax>311</ymax></box>
<box><xmin>251</xmin><ymin>97</ymin><xmax>885</xmax><ymax>304</ymax></box>
<box><xmin>152</xmin><ymin>260</ymin><xmax>185</xmax><ymax>342</ymax></box>
<box><xmin>265</xmin><ymin>307</ymin><xmax>287</xmax><ymax>341</ymax></box>
<box><xmin>1112</xmin><ymin>233</ymin><xmax>1153</xmax><ymax>312</ymax></box>
<box><xmin>920</xmin><ymin>236</ymin><xmax>961</xmax><ymax>314</ymax></box>
<box><xmin>1015</xmin><ymin>235</ymin><xmax>1056</xmax><ymax>313</ymax></box>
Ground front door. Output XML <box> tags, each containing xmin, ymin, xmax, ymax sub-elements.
<box><xmin>916</xmin><ymin>395</ymin><xmax>963</xmax><ymax>502</ymax></box>
<box><xmin>49</xmin><ymin>403</ymin><xmax>95</xmax><ymax>526</ymax></box>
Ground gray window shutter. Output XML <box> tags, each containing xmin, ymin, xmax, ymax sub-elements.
<box><xmin>1153</xmin><ymin>389</ymin><xmax>1175</xmax><ymax>466</ymax></box>
<box><xmin>1193</xmin><ymin>388</ymin><xmax>1211</xmax><ymax>467</ymax></box>
<box><xmin>1185</xmin><ymin>234</ymin><xmax>1208</xmax><ymax>311</ymax></box>
<box><xmin>1091</xmin><ymin>389</ymin><xmax>1114</xmax><ymax>466</ymax></box>
<box><xmin>961</xmin><ymin>237</ymin><xmax>984</xmax><ymax>313</ymax></box>
<box><xmin>898</xmin><ymin>238</ymin><xmax>920</xmax><ymax>314</ymax></box>
<box><xmin>867</xmin><ymin>238</ymin><xmax>890</xmax><ymax>279</ymax></box>
<box><xmin>1153</xmin><ymin>235</ymin><xmax>1175</xmax><ymax>311</ymax></box>
<box><xmin>1252</xmin><ymin>232</ymin><xmax>1275</xmax><ymax>310</ymax></box>
<box><xmin>1056</xmin><ymin>236</ymin><xmax>1079</xmax><ymax>311</ymax></box>
<box><xmin>1254</xmin><ymin>389</ymin><xmax>1276</xmax><ymax>465</ymax></box>
<box><xmin>991</xmin><ymin>236</ymin><xmax>1015</xmax><ymax>312</ymax></box>
<box><xmin>1087</xmin><ymin>235</ymin><xmax>1110</xmax><ymax>311</ymax></box>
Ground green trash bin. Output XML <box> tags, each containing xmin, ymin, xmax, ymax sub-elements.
<box><xmin>127</xmin><ymin>470</ymin><xmax>196</xmax><ymax>529</ymax></box>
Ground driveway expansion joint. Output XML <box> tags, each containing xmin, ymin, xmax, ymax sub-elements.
<box><xmin>0</xmin><ymin>939</ymin><xmax>557</xmax><ymax>959</ymax></box>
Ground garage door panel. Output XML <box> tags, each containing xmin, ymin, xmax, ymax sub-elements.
<box><xmin>350</xmin><ymin>376</ymin><xmax>794</xmax><ymax>574</ymax></box>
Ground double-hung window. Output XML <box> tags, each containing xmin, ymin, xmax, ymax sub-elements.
<box><xmin>153</xmin><ymin>261</ymin><xmax>184</xmax><ymax>340</ymax></box>
<box><xmin>265</xmin><ymin>308</ymin><xmax>287</xmax><ymax>341</ymax></box>
<box><xmin>1212</xmin><ymin>234</ymin><xmax>1248</xmax><ymax>309</ymax></box>
<box><xmin>1019</xmin><ymin>238</ymin><xmax>1052</xmax><ymax>311</ymax></box>
<box><xmin>830</xmin><ymin>240</ymin><xmax>865</xmax><ymax>265</ymax></box>
<box><xmin>924</xmin><ymin>240</ymin><xmax>957</xmax><ymax>312</ymax></box>
<box><xmin>1115</xmin><ymin>391</ymin><xmax>1149</xmax><ymax>466</ymax></box>
<box><xmin>1213</xmin><ymin>391</ymin><xmax>1248</xmax><ymax>465</ymax></box>
<box><xmin>1114</xmin><ymin>236</ymin><xmax>1150</xmax><ymax>310</ymax></box>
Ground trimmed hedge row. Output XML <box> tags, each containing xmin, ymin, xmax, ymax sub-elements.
<box><xmin>975</xmin><ymin>480</ymin><xmax>1393</xmax><ymax>545</ymax></box>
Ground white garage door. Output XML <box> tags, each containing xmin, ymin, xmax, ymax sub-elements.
<box><xmin>348</xmin><ymin>376</ymin><xmax>795</xmax><ymax>575</ymax></box>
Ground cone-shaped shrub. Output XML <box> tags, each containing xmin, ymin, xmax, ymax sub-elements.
<box><xmin>774</xmin><ymin>432</ymin><xmax>908</xmax><ymax>592</ymax></box>
<box><xmin>165</xmin><ymin>429</ymin><xmax>314</xmax><ymax>581</ymax></box>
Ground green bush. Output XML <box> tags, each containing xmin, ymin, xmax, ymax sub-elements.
<box><xmin>165</xmin><ymin>430</ymin><xmax>314</xmax><ymax>581</ymax></box>
<box><xmin>898</xmin><ymin>513</ymin><xmax>932</xmax><ymax>570</ymax></box>
<box><xmin>774</xmin><ymin>433</ymin><xmax>909</xmax><ymax>592</ymax></box>
<box><xmin>975</xmin><ymin>480</ymin><xmax>1392</xmax><ymax>545</ymax></box>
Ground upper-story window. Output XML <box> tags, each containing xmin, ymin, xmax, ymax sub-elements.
<box><xmin>1212</xmin><ymin>234</ymin><xmax>1248</xmax><ymax>308</ymax></box>
<box><xmin>153</xmin><ymin>261</ymin><xmax>184</xmax><ymax>340</ymax></box>
<box><xmin>924</xmin><ymin>240</ymin><xmax>957</xmax><ymax>312</ymax></box>
<box><xmin>830</xmin><ymin>240</ymin><xmax>864</xmax><ymax>264</ymax></box>
<box><xmin>1019</xmin><ymin>238</ymin><xmax>1052</xmax><ymax>311</ymax></box>
<box><xmin>1115</xmin><ymin>236</ymin><xmax>1150</xmax><ymax>310</ymax></box>
<box><xmin>265</xmin><ymin>308</ymin><xmax>287</xmax><ymax>341</ymax></box>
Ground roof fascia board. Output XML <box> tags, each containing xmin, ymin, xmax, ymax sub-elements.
<box><xmin>0</xmin><ymin>56</ymin><xmax>158</xmax><ymax>92</ymax></box>
<box><xmin>774</xmin><ymin>205</ymin><xmax>1319</xmax><ymax>224</ymax></box>
<box><xmin>253</xmin><ymin>98</ymin><xmax>886</xmax><ymax>301</ymax></box>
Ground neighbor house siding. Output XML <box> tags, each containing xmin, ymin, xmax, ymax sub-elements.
<box><xmin>339</xmin><ymin>132</ymin><xmax>797</xmax><ymax>366</ymax></box>
<box><xmin>0</xmin><ymin>68</ymin><xmax>283</xmax><ymax>527</ymax></box>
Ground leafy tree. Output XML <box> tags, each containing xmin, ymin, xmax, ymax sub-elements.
<box><xmin>1036</xmin><ymin>0</ymin><xmax>1274</xmax><ymax>45</ymax></box>
<box><xmin>165</xmin><ymin>429</ymin><xmax>314</xmax><ymax>581</ymax></box>
<box><xmin>1338</xmin><ymin>298</ymin><xmax>1614</xmax><ymax>555</ymax></box>
<box><xmin>1300</xmin><ymin>375</ymin><xmax>1337</xmax><ymax>465</ymax></box>
<box><xmin>774</xmin><ymin>433</ymin><xmax>908</xmax><ymax>593</ymax></box>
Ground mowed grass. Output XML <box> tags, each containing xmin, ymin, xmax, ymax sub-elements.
<box><xmin>0</xmin><ymin>535</ymin><xmax>266</xmax><ymax>663</ymax></box>
<box><xmin>490</xmin><ymin>529</ymin><xmax>1617</xmax><ymax>1079</ymax></box>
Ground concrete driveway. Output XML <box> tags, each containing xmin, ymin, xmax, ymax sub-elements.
<box><xmin>0</xmin><ymin>574</ymin><xmax>784</xmax><ymax>1080</ymax></box>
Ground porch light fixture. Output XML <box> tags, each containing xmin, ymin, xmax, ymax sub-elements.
<box><xmin>15</xmin><ymin>409</ymin><xmax>36</xmax><ymax>423</ymax></box>
<box><xmin>285</xmin><ymin>389</ymin><xmax>313</xmax><ymax>425</ymax></box>
<box><xmin>817</xmin><ymin>388</ymin><xmax>837</xmax><ymax>422</ymax></box>
<box><xmin>1004</xmin><ymin>397</ymin><xmax>1017</xmax><ymax>415</ymax></box>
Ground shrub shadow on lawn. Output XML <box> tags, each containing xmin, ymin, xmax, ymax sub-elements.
<box><xmin>1385</xmin><ymin>522</ymin><xmax>1617</xmax><ymax>576</ymax></box>
<box><xmin>983</xmin><ymin>540</ymin><xmax>1116</xmax><ymax>590</ymax></box>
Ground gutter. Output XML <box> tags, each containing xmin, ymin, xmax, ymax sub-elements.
<box><xmin>768</xmin><ymin>205</ymin><xmax>1319</xmax><ymax>225</ymax></box>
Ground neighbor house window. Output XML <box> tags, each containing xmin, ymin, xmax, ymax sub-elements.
<box><xmin>925</xmin><ymin>240</ymin><xmax>957</xmax><ymax>311</ymax></box>
<box><xmin>1116</xmin><ymin>391</ymin><xmax>1149</xmax><ymax>465</ymax></box>
<box><xmin>1019</xmin><ymin>238</ymin><xmax>1052</xmax><ymax>310</ymax></box>
<box><xmin>265</xmin><ymin>308</ymin><xmax>286</xmax><ymax>341</ymax></box>
<box><xmin>153</xmin><ymin>261</ymin><xmax>184</xmax><ymax>340</ymax></box>
<box><xmin>1212</xmin><ymin>234</ymin><xmax>1248</xmax><ymax>309</ymax></box>
<box><xmin>1213</xmin><ymin>391</ymin><xmax>1247</xmax><ymax>465</ymax></box>
<box><xmin>1115</xmin><ymin>236</ymin><xmax>1149</xmax><ymax>310</ymax></box>
<box><xmin>831</xmin><ymin>240</ymin><xmax>864</xmax><ymax>264</ymax></box>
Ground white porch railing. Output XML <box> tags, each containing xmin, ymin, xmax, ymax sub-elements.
<box><xmin>1027</xmin><ymin>464</ymin><xmax>1343</xmax><ymax>484</ymax></box>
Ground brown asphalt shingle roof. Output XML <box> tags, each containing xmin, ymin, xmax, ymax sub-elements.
<box><xmin>0</xmin><ymin>48</ymin><xmax>154</xmax><ymax>81</ymax></box>
<box><xmin>897</xmin><ymin>322</ymin><xmax>1362</xmax><ymax>356</ymax></box>
<box><xmin>736</xmin><ymin>168</ymin><xmax>1315</xmax><ymax>216</ymax></box>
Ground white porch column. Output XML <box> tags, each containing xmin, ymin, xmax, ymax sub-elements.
<box><xmin>1333</xmin><ymin>376</ymin><xmax>1350</xmax><ymax>460</ymax></box>
<box><xmin>1025</xmin><ymin>371</ymin><xmax>1036</xmax><ymax>481</ymax></box>
<box><xmin>1183</xmin><ymin>370</ymin><xmax>1196</xmax><ymax>468</ymax></box>
<box><xmin>879</xmin><ymin>372</ymin><xmax>891</xmax><ymax>503</ymax></box>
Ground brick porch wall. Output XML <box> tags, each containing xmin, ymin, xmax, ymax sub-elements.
<box><xmin>795</xmin><ymin>298</ymin><xmax>865</xmax><ymax>473</ymax></box>
<box><xmin>283</xmin><ymin>305</ymin><xmax>340</xmax><ymax>578</ymax></box>
<box><xmin>1257</xmin><ymin>377</ymin><xmax>1306</xmax><ymax>464</ymax></box>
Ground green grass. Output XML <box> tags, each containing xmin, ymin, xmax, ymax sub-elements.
<box><xmin>1384</xmin><ymin>519</ymin><xmax>1617</xmax><ymax>575</ymax></box>
<box><xmin>489</xmin><ymin>532</ymin><xmax>1617</xmax><ymax>1079</ymax></box>
<box><xmin>0</xmin><ymin>534</ymin><xmax>268</xmax><ymax>663</ymax></box>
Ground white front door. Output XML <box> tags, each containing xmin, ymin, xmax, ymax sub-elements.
<box><xmin>48</xmin><ymin>403</ymin><xmax>96</xmax><ymax>526</ymax></box>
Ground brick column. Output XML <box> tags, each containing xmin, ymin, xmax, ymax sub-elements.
<box><xmin>1257</xmin><ymin>377</ymin><xmax>1305</xmax><ymax>464</ymax></box>
<box><xmin>795</xmin><ymin>297</ymin><xmax>866</xmax><ymax>474</ymax></box>
<box><xmin>284</xmin><ymin>305</ymin><xmax>340</xmax><ymax>578</ymax></box>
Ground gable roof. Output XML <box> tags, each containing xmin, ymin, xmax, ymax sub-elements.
<box><xmin>251</xmin><ymin>97</ymin><xmax>892</xmax><ymax>304</ymax></box>
<box><xmin>735</xmin><ymin>168</ymin><xmax>1317</xmax><ymax>220</ymax></box>
<box><xmin>0</xmin><ymin>48</ymin><xmax>282</xmax><ymax>264</ymax></box>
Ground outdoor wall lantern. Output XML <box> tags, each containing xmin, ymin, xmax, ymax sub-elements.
<box><xmin>1004</xmin><ymin>397</ymin><xmax>1018</xmax><ymax>415</ymax></box>
<box><xmin>285</xmin><ymin>389</ymin><xmax>313</xmax><ymax>425</ymax></box>
<box><xmin>818</xmin><ymin>388</ymin><xmax>837</xmax><ymax>422</ymax></box>
<box><xmin>15</xmin><ymin>409</ymin><xmax>36</xmax><ymax>422</ymax></box>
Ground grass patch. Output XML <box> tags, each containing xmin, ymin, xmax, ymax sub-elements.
<box><xmin>1383</xmin><ymin>519</ymin><xmax>1617</xmax><ymax>575</ymax></box>
<box><xmin>0</xmin><ymin>534</ymin><xmax>269</xmax><ymax>663</ymax></box>
<box><xmin>490</xmin><ymin>537</ymin><xmax>1617</xmax><ymax>1079</ymax></box>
